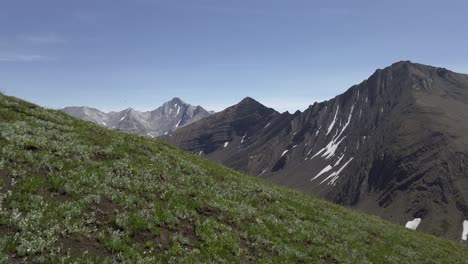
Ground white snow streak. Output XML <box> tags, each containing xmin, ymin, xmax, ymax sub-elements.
<box><xmin>264</xmin><ymin>123</ymin><xmax>271</xmax><ymax>129</ymax></box>
<box><xmin>311</xmin><ymin>165</ymin><xmax>333</xmax><ymax>181</ymax></box>
<box><xmin>405</xmin><ymin>218</ymin><xmax>422</xmax><ymax>230</ymax></box>
<box><xmin>224</xmin><ymin>141</ymin><xmax>229</xmax><ymax>148</ymax></box>
<box><xmin>175</xmin><ymin>119</ymin><xmax>181</xmax><ymax>127</ymax></box>
<box><xmin>101</xmin><ymin>122</ymin><xmax>107</xmax><ymax>126</ymax></box>
<box><xmin>146</xmin><ymin>133</ymin><xmax>154</xmax><ymax>138</ymax></box>
<box><xmin>462</xmin><ymin>220</ymin><xmax>468</xmax><ymax>240</ymax></box>
<box><xmin>338</xmin><ymin>105</ymin><xmax>354</xmax><ymax>136</ymax></box>
<box><xmin>326</xmin><ymin>106</ymin><xmax>340</xmax><ymax>135</ymax></box>
<box><xmin>176</xmin><ymin>106</ymin><xmax>180</xmax><ymax>115</ymax></box>
<box><xmin>281</xmin><ymin>150</ymin><xmax>289</xmax><ymax>157</ymax></box>
<box><xmin>259</xmin><ymin>169</ymin><xmax>267</xmax><ymax>176</ymax></box>
<box><xmin>311</xmin><ymin>105</ymin><xmax>354</xmax><ymax>160</ymax></box>
<box><xmin>312</xmin><ymin>136</ymin><xmax>347</xmax><ymax>160</ymax></box>
<box><xmin>164</xmin><ymin>132</ymin><xmax>168</xmax><ymax>135</ymax></box>
<box><xmin>334</xmin><ymin>154</ymin><xmax>345</xmax><ymax>166</ymax></box>
<box><xmin>320</xmin><ymin>157</ymin><xmax>354</xmax><ymax>185</ymax></box>
<box><xmin>119</xmin><ymin>114</ymin><xmax>127</xmax><ymax>122</ymax></box>
<box><xmin>241</xmin><ymin>133</ymin><xmax>247</xmax><ymax>143</ymax></box>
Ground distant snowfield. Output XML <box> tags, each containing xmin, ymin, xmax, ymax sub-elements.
<box><xmin>405</xmin><ymin>218</ymin><xmax>421</xmax><ymax>230</ymax></box>
<box><xmin>224</xmin><ymin>141</ymin><xmax>229</xmax><ymax>148</ymax></box>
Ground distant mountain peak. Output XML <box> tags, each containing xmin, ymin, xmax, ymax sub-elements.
<box><xmin>62</xmin><ymin>98</ymin><xmax>212</xmax><ymax>136</ymax></box>
<box><xmin>168</xmin><ymin>97</ymin><xmax>185</xmax><ymax>105</ymax></box>
<box><xmin>238</xmin><ymin>96</ymin><xmax>259</xmax><ymax>105</ymax></box>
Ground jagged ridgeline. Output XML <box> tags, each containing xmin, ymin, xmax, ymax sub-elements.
<box><xmin>164</xmin><ymin>61</ymin><xmax>468</xmax><ymax>240</ymax></box>
<box><xmin>61</xmin><ymin>97</ymin><xmax>212</xmax><ymax>138</ymax></box>
<box><xmin>1</xmin><ymin>92</ymin><xmax>468</xmax><ymax>262</ymax></box>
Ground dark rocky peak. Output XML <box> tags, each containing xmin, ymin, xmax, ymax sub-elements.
<box><xmin>226</xmin><ymin>97</ymin><xmax>278</xmax><ymax>117</ymax></box>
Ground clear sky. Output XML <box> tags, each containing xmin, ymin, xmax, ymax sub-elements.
<box><xmin>1</xmin><ymin>0</ymin><xmax>467</xmax><ymax>113</ymax></box>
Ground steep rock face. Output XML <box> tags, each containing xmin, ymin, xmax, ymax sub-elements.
<box><xmin>62</xmin><ymin>98</ymin><xmax>212</xmax><ymax>137</ymax></box>
<box><xmin>164</xmin><ymin>61</ymin><xmax>468</xmax><ymax>240</ymax></box>
<box><xmin>162</xmin><ymin>97</ymin><xmax>282</xmax><ymax>164</ymax></box>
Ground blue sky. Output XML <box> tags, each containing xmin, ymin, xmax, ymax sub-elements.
<box><xmin>1</xmin><ymin>0</ymin><xmax>467</xmax><ymax>112</ymax></box>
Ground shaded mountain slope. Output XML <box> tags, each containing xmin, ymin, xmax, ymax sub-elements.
<box><xmin>164</xmin><ymin>61</ymin><xmax>468</xmax><ymax>240</ymax></box>
<box><xmin>2</xmin><ymin>93</ymin><xmax>468</xmax><ymax>262</ymax></box>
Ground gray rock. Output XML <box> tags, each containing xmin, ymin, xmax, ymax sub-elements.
<box><xmin>62</xmin><ymin>97</ymin><xmax>212</xmax><ymax>137</ymax></box>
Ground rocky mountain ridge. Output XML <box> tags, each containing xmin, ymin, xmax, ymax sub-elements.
<box><xmin>163</xmin><ymin>61</ymin><xmax>468</xmax><ymax>240</ymax></box>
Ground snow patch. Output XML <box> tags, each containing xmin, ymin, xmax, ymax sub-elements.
<box><xmin>119</xmin><ymin>114</ymin><xmax>127</xmax><ymax>122</ymax></box>
<box><xmin>334</xmin><ymin>154</ymin><xmax>345</xmax><ymax>166</ymax></box>
<box><xmin>198</xmin><ymin>150</ymin><xmax>203</xmax><ymax>156</ymax></box>
<box><xmin>146</xmin><ymin>133</ymin><xmax>154</xmax><ymax>138</ymax></box>
<box><xmin>241</xmin><ymin>133</ymin><xmax>247</xmax><ymax>143</ymax></box>
<box><xmin>175</xmin><ymin>119</ymin><xmax>181</xmax><ymax>127</ymax></box>
<box><xmin>224</xmin><ymin>141</ymin><xmax>229</xmax><ymax>148</ymax></box>
<box><xmin>311</xmin><ymin>165</ymin><xmax>333</xmax><ymax>181</ymax></box>
<box><xmin>311</xmin><ymin>135</ymin><xmax>346</xmax><ymax>160</ymax></box>
<box><xmin>320</xmin><ymin>157</ymin><xmax>354</xmax><ymax>185</ymax></box>
<box><xmin>259</xmin><ymin>169</ymin><xmax>268</xmax><ymax>176</ymax></box>
<box><xmin>405</xmin><ymin>218</ymin><xmax>421</xmax><ymax>230</ymax></box>
<box><xmin>337</xmin><ymin>105</ymin><xmax>354</xmax><ymax>136</ymax></box>
<box><xmin>176</xmin><ymin>106</ymin><xmax>180</xmax><ymax>115</ymax></box>
<box><xmin>264</xmin><ymin>123</ymin><xmax>271</xmax><ymax>129</ymax></box>
<box><xmin>292</xmin><ymin>145</ymin><xmax>298</xmax><ymax>148</ymax></box>
<box><xmin>281</xmin><ymin>150</ymin><xmax>289</xmax><ymax>157</ymax></box>
<box><xmin>462</xmin><ymin>220</ymin><xmax>468</xmax><ymax>240</ymax></box>
<box><xmin>326</xmin><ymin>106</ymin><xmax>340</xmax><ymax>135</ymax></box>
<box><xmin>164</xmin><ymin>132</ymin><xmax>168</xmax><ymax>135</ymax></box>
<box><xmin>101</xmin><ymin>121</ymin><xmax>107</xmax><ymax>126</ymax></box>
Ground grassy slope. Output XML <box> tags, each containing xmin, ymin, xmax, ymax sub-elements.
<box><xmin>0</xmin><ymin>93</ymin><xmax>467</xmax><ymax>264</ymax></box>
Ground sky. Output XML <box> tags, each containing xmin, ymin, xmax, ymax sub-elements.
<box><xmin>1</xmin><ymin>0</ymin><xmax>467</xmax><ymax>113</ymax></box>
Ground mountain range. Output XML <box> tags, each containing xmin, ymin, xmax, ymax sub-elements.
<box><xmin>163</xmin><ymin>61</ymin><xmax>468</xmax><ymax>240</ymax></box>
<box><xmin>61</xmin><ymin>97</ymin><xmax>211</xmax><ymax>137</ymax></box>
<box><xmin>2</xmin><ymin>91</ymin><xmax>468</xmax><ymax>262</ymax></box>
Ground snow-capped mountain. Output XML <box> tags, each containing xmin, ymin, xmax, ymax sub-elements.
<box><xmin>62</xmin><ymin>97</ymin><xmax>212</xmax><ymax>137</ymax></box>
<box><xmin>163</xmin><ymin>61</ymin><xmax>468</xmax><ymax>240</ymax></box>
